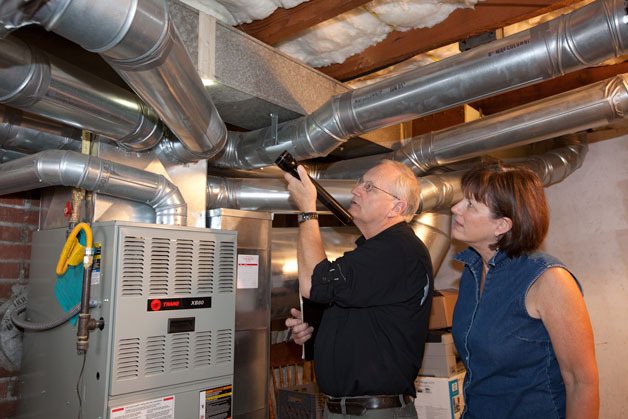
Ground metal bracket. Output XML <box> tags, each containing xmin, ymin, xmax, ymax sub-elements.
<box><xmin>270</xmin><ymin>112</ymin><xmax>279</xmax><ymax>145</ymax></box>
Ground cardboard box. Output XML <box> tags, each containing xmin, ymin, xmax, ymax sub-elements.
<box><xmin>415</xmin><ymin>371</ymin><xmax>465</xmax><ymax>419</ymax></box>
<box><xmin>277</xmin><ymin>382</ymin><xmax>325</xmax><ymax>419</ymax></box>
<box><xmin>420</xmin><ymin>354</ymin><xmax>458</xmax><ymax>377</ymax></box>
<box><xmin>420</xmin><ymin>332</ymin><xmax>459</xmax><ymax>377</ymax></box>
<box><xmin>429</xmin><ymin>289</ymin><xmax>458</xmax><ymax>330</ymax></box>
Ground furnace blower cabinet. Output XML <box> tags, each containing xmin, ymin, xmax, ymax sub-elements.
<box><xmin>18</xmin><ymin>222</ymin><xmax>237</xmax><ymax>419</ymax></box>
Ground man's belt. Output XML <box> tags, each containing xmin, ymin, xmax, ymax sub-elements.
<box><xmin>326</xmin><ymin>394</ymin><xmax>414</xmax><ymax>416</ymax></box>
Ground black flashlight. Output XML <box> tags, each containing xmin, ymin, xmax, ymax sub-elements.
<box><xmin>275</xmin><ymin>151</ymin><xmax>353</xmax><ymax>225</ymax></box>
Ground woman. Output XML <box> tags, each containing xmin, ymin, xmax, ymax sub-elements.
<box><xmin>451</xmin><ymin>162</ymin><xmax>599</xmax><ymax>419</ymax></box>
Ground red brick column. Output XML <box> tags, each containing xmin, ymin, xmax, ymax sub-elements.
<box><xmin>0</xmin><ymin>192</ymin><xmax>40</xmax><ymax>418</ymax></box>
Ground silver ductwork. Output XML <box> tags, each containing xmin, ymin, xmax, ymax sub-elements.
<box><xmin>210</xmin><ymin>0</ymin><xmax>627</xmax><ymax>170</ymax></box>
<box><xmin>409</xmin><ymin>211</ymin><xmax>452</xmax><ymax>275</ymax></box>
<box><xmin>512</xmin><ymin>134</ymin><xmax>589</xmax><ymax>186</ymax></box>
<box><xmin>207</xmin><ymin>135</ymin><xmax>587</xmax><ymax>214</ymax></box>
<box><xmin>206</xmin><ymin>171</ymin><xmax>462</xmax><ymax>214</ymax></box>
<box><xmin>15</xmin><ymin>0</ymin><xmax>227</xmax><ymax>161</ymax></box>
<box><xmin>315</xmin><ymin>74</ymin><xmax>628</xmax><ymax>179</ymax></box>
<box><xmin>1</xmin><ymin>104</ymin><xmax>81</xmax><ymax>155</ymax></box>
<box><xmin>0</xmin><ymin>36</ymin><xmax>163</xmax><ymax>152</ymax></box>
<box><xmin>0</xmin><ymin>149</ymin><xmax>25</xmax><ymax>163</ymax></box>
<box><xmin>0</xmin><ymin>150</ymin><xmax>187</xmax><ymax>225</ymax></box>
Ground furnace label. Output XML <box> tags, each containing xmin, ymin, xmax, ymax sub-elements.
<box><xmin>199</xmin><ymin>385</ymin><xmax>232</xmax><ymax>419</ymax></box>
<box><xmin>110</xmin><ymin>395</ymin><xmax>175</xmax><ymax>418</ymax></box>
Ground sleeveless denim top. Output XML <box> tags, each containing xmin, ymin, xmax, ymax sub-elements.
<box><xmin>452</xmin><ymin>249</ymin><xmax>580</xmax><ymax>419</ymax></box>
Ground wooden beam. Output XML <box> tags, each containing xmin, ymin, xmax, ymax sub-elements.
<box><xmin>412</xmin><ymin>107</ymin><xmax>466</xmax><ymax>136</ymax></box>
<box><xmin>318</xmin><ymin>0</ymin><xmax>581</xmax><ymax>81</ymax></box>
<box><xmin>238</xmin><ymin>0</ymin><xmax>372</xmax><ymax>46</ymax></box>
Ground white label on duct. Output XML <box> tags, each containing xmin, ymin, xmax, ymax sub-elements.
<box><xmin>237</xmin><ymin>254</ymin><xmax>259</xmax><ymax>289</ymax></box>
<box><xmin>110</xmin><ymin>395</ymin><xmax>175</xmax><ymax>418</ymax></box>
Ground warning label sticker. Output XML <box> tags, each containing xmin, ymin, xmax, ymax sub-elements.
<box><xmin>110</xmin><ymin>395</ymin><xmax>175</xmax><ymax>419</ymax></box>
<box><xmin>199</xmin><ymin>385</ymin><xmax>232</xmax><ymax>419</ymax></box>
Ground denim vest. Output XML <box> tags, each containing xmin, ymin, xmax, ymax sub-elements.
<box><xmin>452</xmin><ymin>249</ymin><xmax>580</xmax><ymax>419</ymax></box>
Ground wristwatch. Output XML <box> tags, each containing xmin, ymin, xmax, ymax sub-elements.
<box><xmin>298</xmin><ymin>212</ymin><xmax>318</xmax><ymax>224</ymax></box>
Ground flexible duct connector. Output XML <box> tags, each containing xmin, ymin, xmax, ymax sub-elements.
<box><xmin>0</xmin><ymin>150</ymin><xmax>187</xmax><ymax>225</ymax></box>
<box><xmin>210</xmin><ymin>0</ymin><xmax>628</xmax><ymax>169</ymax></box>
<box><xmin>20</xmin><ymin>0</ymin><xmax>227</xmax><ymax>161</ymax></box>
<box><xmin>0</xmin><ymin>36</ymin><xmax>163</xmax><ymax>151</ymax></box>
<box><xmin>317</xmin><ymin>74</ymin><xmax>628</xmax><ymax>179</ymax></box>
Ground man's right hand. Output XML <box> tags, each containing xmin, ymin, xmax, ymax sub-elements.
<box><xmin>285</xmin><ymin>308</ymin><xmax>314</xmax><ymax>345</ymax></box>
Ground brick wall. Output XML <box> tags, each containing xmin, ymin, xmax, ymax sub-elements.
<box><xmin>0</xmin><ymin>192</ymin><xmax>40</xmax><ymax>418</ymax></box>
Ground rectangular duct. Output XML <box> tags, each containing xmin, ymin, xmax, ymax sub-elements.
<box><xmin>172</xmin><ymin>1</ymin><xmax>348</xmax><ymax>130</ymax></box>
<box><xmin>172</xmin><ymin>0</ymin><xmax>404</xmax><ymax>150</ymax></box>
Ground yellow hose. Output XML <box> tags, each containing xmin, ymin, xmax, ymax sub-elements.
<box><xmin>55</xmin><ymin>222</ymin><xmax>93</xmax><ymax>276</ymax></box>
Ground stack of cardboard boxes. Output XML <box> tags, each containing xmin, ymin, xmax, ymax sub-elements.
<box><xmin>415</xmin><ymin>289</ymin><xmax>466</xmax><ymax>419</ymax></box>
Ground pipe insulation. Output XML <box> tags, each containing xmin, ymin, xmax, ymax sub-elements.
<box><xmin>210</xmin><ymin>0</ymin><xmax>627</xmax><ymax>169</ymax></box>
<box><xmin>314</xmin><ymin>74</ymin><xmax>628</xmax><ymax>179</ymax></box>
<box><xmin>0</xmin><ymin>36</ymin><xmax>163</xmax><ymax>152</ymax></box>
<box><xmin>0</xmin><ymin>150</ymin><xmax>187</xmax><ymax>225</ymax></box>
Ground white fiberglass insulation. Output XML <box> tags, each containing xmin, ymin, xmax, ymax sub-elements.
<box><xmin>183</xmin><ymin>0</ymin><xmax>480</xmax><ymax>68</ymax></box>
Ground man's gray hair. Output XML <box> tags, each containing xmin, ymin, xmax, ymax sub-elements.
<box><xmin>376</xmin><ymin>160</ymin><xmax>421</xmax><ymax>221</ymax></box>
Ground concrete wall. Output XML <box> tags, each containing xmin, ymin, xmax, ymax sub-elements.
<box><xmin>434</xmin><ymin>132</ymin><xmax>628</xmax><ymax>419</ymax></box>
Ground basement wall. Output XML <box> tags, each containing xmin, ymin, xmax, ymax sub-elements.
<box><xmin>434</xmin><ymin>131</ymin><xmax>628</xmax><ymax>419</ymax></box>
<box><xmin>0</xmin><ymin>192</ymin><xmax>39</xmax><ymax>417</ymax></box>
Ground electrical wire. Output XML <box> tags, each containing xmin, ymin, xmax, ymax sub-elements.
<box><xmin>76</xmin><ymin>350</ymin><xmax>86</xmax><ymax>419</ymax></box>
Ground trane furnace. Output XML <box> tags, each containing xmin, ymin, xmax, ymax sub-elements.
<box><xmin>18</xmin><ymin>221</ymin><xmax>237</xmax><ymax>418</ymax></box>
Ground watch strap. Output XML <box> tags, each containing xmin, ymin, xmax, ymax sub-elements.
<box><xmin>298</xmin><ymin>212</ymin><xmax>318</xmax><ymax>224</ymax></box>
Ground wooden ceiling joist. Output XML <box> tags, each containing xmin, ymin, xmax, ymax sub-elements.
<box><xmin>238</xmin><ymin>0</ymin><xmax>372</xmax><ymax>46</ymax></box>
<box><xmin>317</xmin><ymin>0</ymin><xmax>582</xmax><ymax>81</ymax></box>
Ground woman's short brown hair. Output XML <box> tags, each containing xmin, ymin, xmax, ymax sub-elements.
<box><xmin>461</xmin><ymin>162</ymin><xmax>549</xmax><ymax>257</ymax></box>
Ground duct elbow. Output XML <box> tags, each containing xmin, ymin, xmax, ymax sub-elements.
<box><xmin>153</xmin><ymin>195</ymin><xmax>187</xmax><ymax>226</ymax></box>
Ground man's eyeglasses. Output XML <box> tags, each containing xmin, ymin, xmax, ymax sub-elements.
<box><xmin>355</xmin><ymin>177</ymin><xmax>400</xmax><ymax>200</ymax></box>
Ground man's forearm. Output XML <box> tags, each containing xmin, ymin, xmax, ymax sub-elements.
<box><xmin>297</xmin><ymin>218</ymin><xmax>326</xmax><ymax>299</ymax></box>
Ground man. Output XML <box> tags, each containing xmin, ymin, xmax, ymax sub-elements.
<box><xmin>283</xmin><ymin>159</ymin><xmax>433</xmax><ymax>418</ymax></box>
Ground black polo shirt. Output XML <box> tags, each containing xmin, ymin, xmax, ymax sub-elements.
<box><xmin>309</xmin><ymin>222</ymin><xmax>433</xmax><ymax>397</ymax></box>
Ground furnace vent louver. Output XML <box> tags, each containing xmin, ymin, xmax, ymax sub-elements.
<box><xmin>215</xmin><ymin>329</ymin><xmax>233</xmax><ymax>364</ymax></box>
<box><xmin>145</xmin><ymin>335</ymin><xmax>166</xmax><ymax>375</ymax></box>
<box><xmin>174</xmin><ymin>239</ymin><xmax>193</xmax><ymax>294</ymax></box>
<box><xmin>217</xmin><ymin>242</ymin><xmax>236</xmax><ymax>293</ymax></box>
<box><xmin>121</xmin><ymin>237</ymin><xmax>145</xmax><ymax>296</ymax></box>
<box><xmin>197</xmin><ymin>240</ymin><xmax>216</xmax><ymax>294</ymax></box>
<box><xmin>169</xmin><ymin>333</ymin><xmax>191</xmax><ymax>372</ymax></box>
<box><xmin>120</xmin><ymin>234</ymin><xmax>230</xmax><ymax>297</ymax></box>
<box><xmin>115</xmin><ymin>338</ymin><xmax>141</xmax><ymax>380</ymax></box>
<box><xmin>149</xmin><ymin>237</ymin><xmax>170</xmax><ymax>295</ymax></box>
<box><xmin>193</xmin><ymin>331</ymin><xmax>212</xmax><ymax>368</ymax></box>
